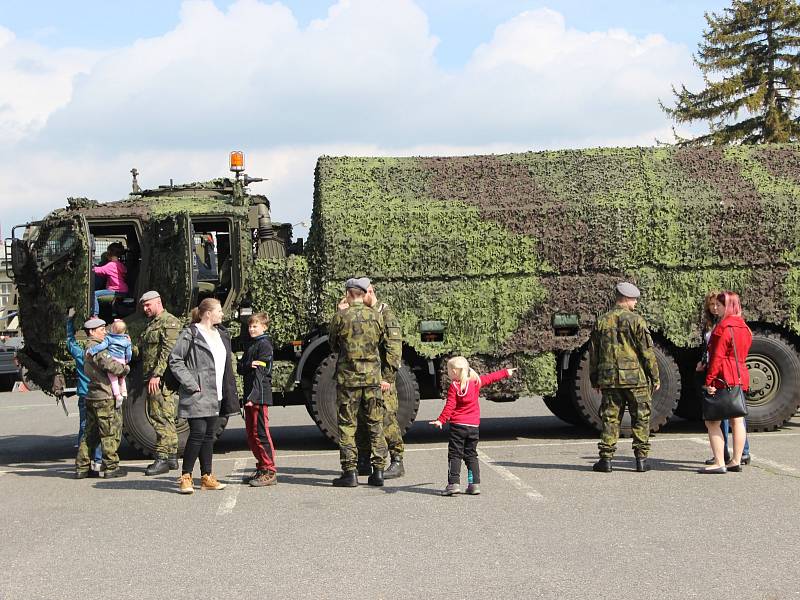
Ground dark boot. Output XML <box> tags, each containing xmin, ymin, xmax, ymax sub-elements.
<box><xmin>367</xmin><ymin>468</ymin><xmax>384</xmax><ymax>487</ymax></box>
<box><xmin>145</xmin><ymin>458</ymin><xmax>170</xmax><ymax>476</ymax></box>
<box><xmin>592</xmin><ymin>458</ymin><xmax>612</xmax><ymax>473</ymax></box>
<box><xmin>635</xmin><ymin>457</ymin><xmax>649</xmax><ymax>472</ymax></box>
<box><xmin>384</xmin><ymin>456</ymin><xmax>405</xmax><ymax>479</ymax></box>
<box><xmin>167</xmin><ymin>454</ymin><xmax>179</xmax><ymax>470</ymax></box>
<box><xmin>332</xmin><ymin>470</ymin><xmax>358</xmax><ymax>487</ymax></box>
<box><xmin>357</xmin><ymin>455</ymin><xmax>372</xmax><ymax>477</ymax></box>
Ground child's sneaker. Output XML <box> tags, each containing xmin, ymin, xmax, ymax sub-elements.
<box><xmin>441</xmin><ymin>483</ymin><xmax>461</xmax><ymax>496</ymax></box>
<box><xmin>249</xmin><ymin>470</ymin><xmax>277</xmax><ymax>487</ymax></box>
<box><xmin>466</xmin><ymin>483</ymin><xmax>481</xmax><ymax>495</ymax></box>
<box><xmin>178</xmin><ymin>473</ymin><xmax>194</xmax><ymax>494</ymax></box>
<box><xmin>200</xmin><ymin>473</ymin><xmax>227</xmax><ymax>490</ymax></box>
<box><xmin>115</xmin><ymin>395</ymin><xmax>124</xmax><ymax>409</ymax></box>
<box><xmin>243</xmin><ymin>469</ymin><xmax>260</xmax><ymax>483</ymax></box>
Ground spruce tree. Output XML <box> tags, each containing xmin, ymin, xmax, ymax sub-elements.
<box><xmin>662</xmin><ymin>0</ymin><xmax>800</xmax><ymax>145</ymax></box>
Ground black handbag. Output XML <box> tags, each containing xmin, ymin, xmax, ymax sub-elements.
<box><xmin>702</xmin><ymin>326</ymin><xmax>749</xmax><ymax>420</ymax></box>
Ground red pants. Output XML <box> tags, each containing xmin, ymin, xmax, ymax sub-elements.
<box><xmin>244</xmin><ymin>404</ymin><xmax>277</xmax><ymax>472</ymax></box>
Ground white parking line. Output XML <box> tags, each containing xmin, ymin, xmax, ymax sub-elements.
<box><xmin>477</xmin><ymin>449</ymin><xmax>543</xmax><ymax>500</ymax></box>
<box><xmin>216</xmin><ymin>458</ymin><xmax>250</xmax><ymax>516</ymax></box>
<box><xmin>749</xmin><ymin>454</ymin><xmax>798</xmax><ymax>474</ymax></box>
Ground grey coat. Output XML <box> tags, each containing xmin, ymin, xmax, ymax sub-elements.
<box><xmin>168</xmin><ymin>324</ymin><xmax>239</xmax><ymax>419</ymax></box>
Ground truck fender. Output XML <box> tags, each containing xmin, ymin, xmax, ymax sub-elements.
<box><xmin>295</xmin><ymin>335</ymin><xmax>330</xmax><ymax>384</ymax></box>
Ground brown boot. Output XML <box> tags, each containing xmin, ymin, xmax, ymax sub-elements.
<box><xmin>249</xmin><ymin>470</ymin><xmax>277</xmax><ymax>487</ymax></box>
<box><xmin>179</xmin><ymin>473</ymin><xmax>194</xmax><ymax>495</ymax></box>
<box><xmin>201</xmin><ymin>473</ymin><xmax>227</xmax><ymax>490</ymax></box>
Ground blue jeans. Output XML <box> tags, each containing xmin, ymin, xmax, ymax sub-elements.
<box><xmin>721</xmin><ymin>418</ymin><xmax>750</xmax><ymax>458</ymax></box>
<box><xmin>93</xmin><ymin>290</ymin><xmax>121</xmax><ymax>316</ymax></box>
<box><xmin>77</xmin><ymin>396</ymin><xmax>103</xmax><ymax>463</ymax></box>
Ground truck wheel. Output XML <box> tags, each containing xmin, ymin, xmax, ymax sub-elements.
<box><xmin>542</xmin><ymin>356</ymin><xmax>589</xmax><ymax>426</ymax></box>
<box><xmin>117</xmin><ymin>366</ymin><xmax>230</xmax><ymax>457</ymax></box>
<box><xmin>308</xmin><ymin>355</ymin><xmax>421</xmax><ymax>444</ymax></box>
<box><xmin>744</xmin><ymin>330</ymin><xmax>800</xmax><ymax>431</ymax></box>
<box><xmin>571</xmin><ymin>342</ymin><xmax>681</xmax><ymax>435</ymax></box>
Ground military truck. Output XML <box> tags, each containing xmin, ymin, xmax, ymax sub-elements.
<box><xmin>8</xmin><ymin>146</ymin><xmax>800</xmax><ymax>455</ymax></box>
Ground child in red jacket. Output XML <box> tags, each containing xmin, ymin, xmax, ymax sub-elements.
<box><xmin>430</xmin><ymin>356</ymin><xmax>516</xmax><ymax>496</ymax></box>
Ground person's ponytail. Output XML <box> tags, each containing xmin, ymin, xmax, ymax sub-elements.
<box><xmin>190</xmin><ymin>307</ymin><xmax>201</xmax><ymax>323</ymax></box>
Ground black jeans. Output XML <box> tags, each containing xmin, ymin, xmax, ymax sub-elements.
<box><xmin>447</xmin><ymin>424</ymin><xmax>480</xmax><ymax>484</ymax></box>
<box><xmin>182</xmin><ymin>416</ymin><xmax>218</xmax><ymax>476</ymax></box>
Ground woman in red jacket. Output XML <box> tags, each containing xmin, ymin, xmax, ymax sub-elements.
<box><xmin>701</xmin><ymin>291</ymin><xmax>752</xmax><ymax>473</ymax></box>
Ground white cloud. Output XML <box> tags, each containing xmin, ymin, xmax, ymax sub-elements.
<box><xmin>1</xmin><ymin>0</ymin><xmax>702</xmax><ymax>232</ymax></box>
<box><xmin>0</xmin><ymin>25</ymin><xmax>102</xmax><ymax>145</ymax></box>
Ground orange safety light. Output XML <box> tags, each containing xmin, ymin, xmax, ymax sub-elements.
<box><xmin>230</xmin><ymin>151</ymin><xmax>245</xmax><ymax>173</ymax></box>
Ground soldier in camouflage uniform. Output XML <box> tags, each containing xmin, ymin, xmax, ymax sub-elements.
<box><xmin>137</xmin><ymin>291</ymin><xmax>182</xmax><ymax>476</ymax></box>
<box><xmin>355</xmin><ymin>284</ymin><xmax>403</xmax><ymax>478</ymax></box>
<box><xmin>329</xmin><ymin>277</ymin><xmax>388</xmax><ymax>487</ymax></box>
<box><xmin>589</xmin><ymin>282</ymin><xmax>660</xmax><ymax>473</ymax></box>
<box><xmin>76</xmin><ymin>318</ymin><xmax>130</xmax><ymax>479</ymax></box>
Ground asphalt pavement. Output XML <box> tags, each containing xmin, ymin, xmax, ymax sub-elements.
<box><xmin>0</xmin><ymin>390</ymin><xmax>798</xmax><ymax>600</ymax></box>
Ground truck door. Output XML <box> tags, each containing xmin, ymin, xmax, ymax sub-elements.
<box><xmin>8</xmin><ymin>215</ymin><xmax>92</xmax><ymax>390</ymax></box>
<box><xmin>148</xmin><ymin>212</ymin><xmax>194</xmax><ymax>317</ymax></box>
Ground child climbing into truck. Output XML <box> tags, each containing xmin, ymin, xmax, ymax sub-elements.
<box><xmin>86</xmin><ymin>319</ymin><xmax>132</xmax><ymax>408</ymax></box>
<box><xmin>92</xmin><ymin>244</ymin><xmax>128</xmax><ymax>317</ymax></box>
<box><xmin>238</xmin><ymin>312</ymin><xmax>277</xmax><ymax>487</ymax></box>
<box><xmin>430</xmin><ymin>356</ymin><xmax>516</xmax><ymax>496</ymax></box>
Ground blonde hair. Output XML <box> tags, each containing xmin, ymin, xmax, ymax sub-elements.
<box><xmin>249</xmin><ymin>312</ymin><xmax>269</xmax><ymax>328</ymax></box>
<box><xmin>191</xmin><ymin>298</ymin><xmax>221</xmax><ymax>323</ymax></box>
<box><xmin>110</xmin><ymin>319</ymin><xmax>127</xmax><ymax>334</ymax></box>
<box><xmin>447</xmin><ymin>356</ymin><xmax>480</xmax><ymax>394</ymax></box>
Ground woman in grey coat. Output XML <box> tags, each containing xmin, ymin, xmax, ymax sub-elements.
<box><xmin>168</xmin><ymin>298</ymin><xmax>238</xmax><ymax>494</ymax></box>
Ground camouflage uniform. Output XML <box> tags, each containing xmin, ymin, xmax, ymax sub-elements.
<box><xmin>138</xmin><ymin>310</ymin><xmax>181</xmax><ymax>458</ymax></box>
<box><xmin>76</xmin><ymin>338</ymin><xmax>129</xmax><ymax>473</ymax></box>
<box><xmin>356</xmin><ymin>301</ymin><xmax>403</xmax><ymax>460</ymax></box>
<box><xmin>589</xmin><ymin>306</ymin><xmax>660</xmax><ymax>459</ymax></box>
<box><xmin>329</xmin><ymin>299</ymin><xmax>388</xmax><ymax>471</ymax></box>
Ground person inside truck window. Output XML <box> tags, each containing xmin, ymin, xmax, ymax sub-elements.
<box><xmin>92</xmin><ymin>245</ymin><xmax>128</xmax><ymax>317</ymax></box>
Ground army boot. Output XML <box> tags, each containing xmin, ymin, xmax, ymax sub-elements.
<box><xmin>332</xmin><ymin>470</ymin><xmax>358</xmax><ymax>487</ymax></box>
<box><xmin>145</xmin><ymin>457</ymin><xmax>170</xmax><ymax>476</ymax></box>
<box><xmin>592</xmin><ymin>458</ymin><xmax>612</xmax><ymax>473</ymax></box>
<box><xmin>635</xmin><ymin>457</ymin><xmax>649</xmax><ymax>472</ymax></box>
<box><xmin>383</xmin><ymin>456</ymin><xmax>405</xmax><ymax>479</ymax></box>
<box><xmin>357</xmin><ymin>455</ymin><xmax>372</xmax><ymax>476</ymax></box>
<box><xmin>367</xmin><ymin>468</ymin><xmax>384</xmax><ymax>487</ymax></box>
<box><xmin>167</xmin><ymin>454</ymin><xmax>179</xmax><ymax>470</ymax></box>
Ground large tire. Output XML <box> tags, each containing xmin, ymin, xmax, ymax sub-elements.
<box><xmin>120</xmin><ymin>366</ymin><xmax>229</xmax><ymax>456</ymax></box>
<box><xmin>571</xmin><ymin>342</ymin><xmax>681</xmax><ymax>435</ymax></box>
<box><xmin>744</xmin><ymin>330</ymin><xmax>800</xmax><ymax>431</ymax></box>
<box><xmin>542</xmin><ymin>355</ymin><xmax>590</xmax><ymax>426</ymax></box>
<box><xmin>307</xmin><ymin>355</ymin><xmax>421</xmax><ymax>444</ymax></box>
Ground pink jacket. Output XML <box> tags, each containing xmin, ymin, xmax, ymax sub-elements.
<box><xmin>437</xmin><ymin>369</ymin><xmax>511</xmax><ymax>426</ymax></box>
<box><xmin>93</xmin><ymin>261</ymin><xmax>128</xmax><ymax>293</ymax></box>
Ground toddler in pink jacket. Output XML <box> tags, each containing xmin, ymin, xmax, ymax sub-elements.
<box><xmin>430</xmin><ymin>356</ymin><xmax>516</xmax><ymax>496</ymax></box>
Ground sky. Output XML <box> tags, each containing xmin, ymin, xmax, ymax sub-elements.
<box><xmin>0</xmin><ymin>0</ymin><xmax>732</xmax><ymax>235</ymax></box>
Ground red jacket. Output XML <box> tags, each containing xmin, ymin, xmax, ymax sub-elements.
<box><xmin>437</xmin><ymin>369</ymin><xmax>511</xmax><ymax>426</ymax></box>
<box><xmin>705</xmin><ymin>316</ymin><xmax>752</xmax><ymax>391</ymax></box>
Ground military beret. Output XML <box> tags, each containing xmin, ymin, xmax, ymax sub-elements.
<box><xmin>616</xmin><ymin>282</ymin><xmax>641</xmax><ymax>299</ymax></box>
<box><xmin>83</xmin><ymin>317</ymin><xmax>106</xmax><ymax>330</ymax></box>
<box><xmin>139</xmin><ymin>290</ymin><xmax>161</xmax><ymax>303</ymax></box>
<box><xmin>345</xmin><ymin>277</ymin><xmax>371</xmax><ymax>293</ymax></box>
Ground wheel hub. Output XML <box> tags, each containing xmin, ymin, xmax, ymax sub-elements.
<box><xmin>746</xmin><ymin>354</ymin><xmax>780</xmax><ymax>406</ymax></box>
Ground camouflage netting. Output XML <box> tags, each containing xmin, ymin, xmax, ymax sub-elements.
<box><xmin>308</xmin><ymin>146</ymin><xmax>800</xmax><ymax>397</ymax></box>
<box><xmin>246</xmin><ymin>256</ymin><xmax>312</xmax><ymax>348</ymax></box>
